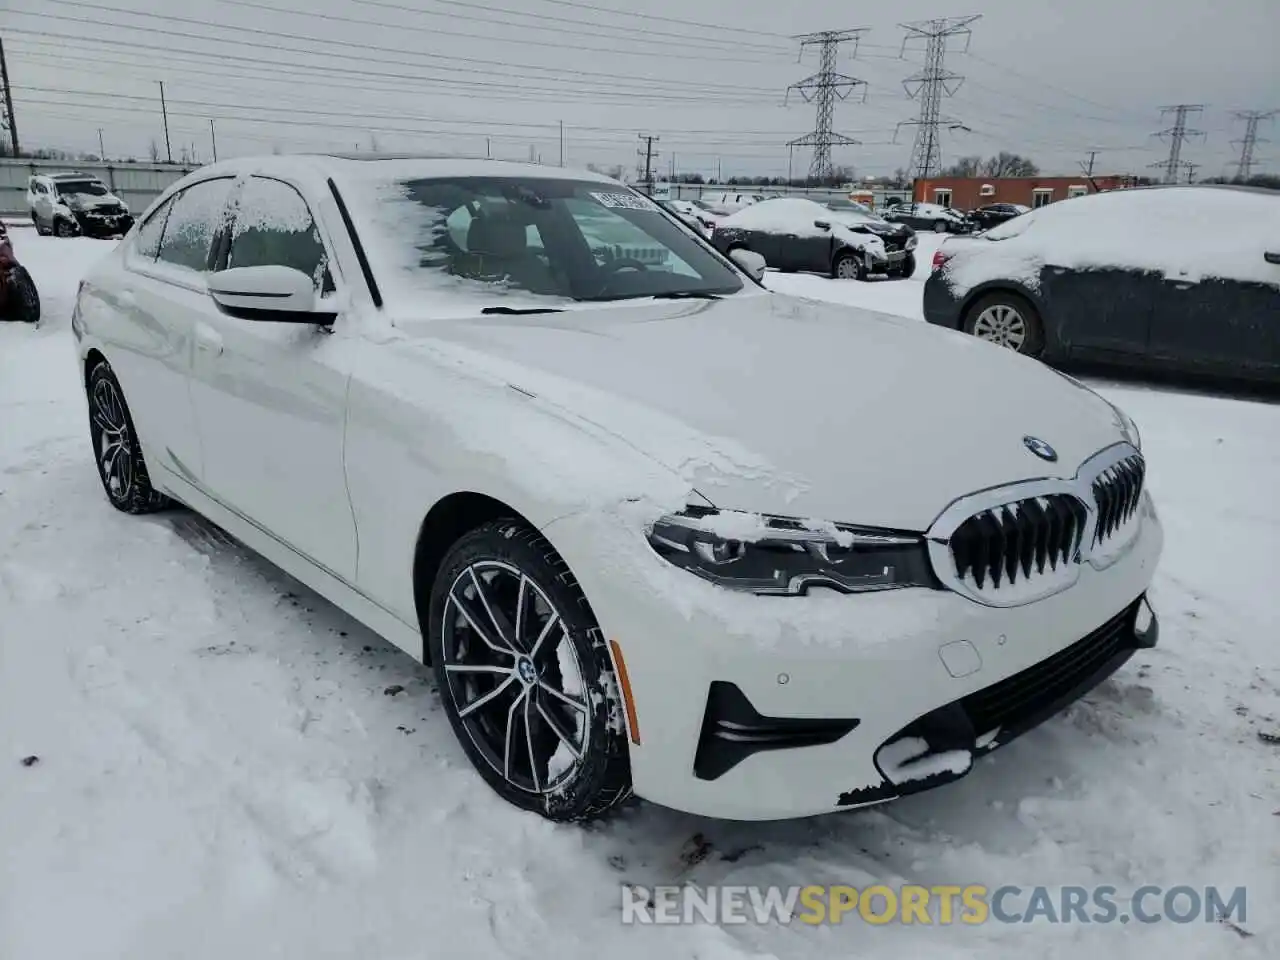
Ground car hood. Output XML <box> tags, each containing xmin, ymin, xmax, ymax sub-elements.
<box><xmin>62</xmin><ymin>192</ymin><xmax>123</xmax><ymax>210</ymax></box>
<box><xmin>397</xmin><ymin>293</ymin><xmax>1129</xmax><ymax>530</ymax></box>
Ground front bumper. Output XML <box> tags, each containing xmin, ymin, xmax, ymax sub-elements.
<box><xmin>73</xmin><ymin>212</ymin><xmax>134</xmax><ymax>237</ymax></box>
<box><xmin>545</xmin><ymin>499</ymin><xmax>1162</xmax><ymax>820</ymax></box>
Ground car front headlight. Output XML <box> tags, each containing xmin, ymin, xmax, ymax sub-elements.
<box><xmin>1112</xmin><ymin>404</ymin><xmax>1141</xmax><ymax>451</ymax></box>
<box><xmin>905</xmin><ymin>235</ymin><xmax>918</xmax><ymax>251</ymax></box>
<box><xmin>647</xmin><ymin>509</ymin><xmax>935</xmax><ymax>596</ymax></box>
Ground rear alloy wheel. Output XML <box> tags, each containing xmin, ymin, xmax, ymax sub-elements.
<box><xmin>833</xmin><ymin>251</ymin><xmax>866</xmax><ymax>280</ymax></box>
<box><xmin>86</xmin><ymin>360</ymin><xmax>170</xmax><ymax>514</ymax></box>
<box><xmin>964</xmin><ymin>292</ymin><xmax>1045</xmax><ymax>357</ymax></box>
<box><xmin>428</xmin><ymin>520</ymin><xmax>632</xmax><ymax>821</ymax></box>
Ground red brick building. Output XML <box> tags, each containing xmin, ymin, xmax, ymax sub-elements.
<box><xmin>912</xmin><ymin>175</ymin><xmax>1137</xmax><ymax>211</ymax></box>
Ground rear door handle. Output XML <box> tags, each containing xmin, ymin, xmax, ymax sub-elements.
<box><xmin>1265</xmin><ymin>251</ymin><xmax>1280</xmax><ymax>265</ymax></box>
<box><xmin>194</xmin><ymin>322</ymin><xmax>223</xmax><ymax>356</ymax></box>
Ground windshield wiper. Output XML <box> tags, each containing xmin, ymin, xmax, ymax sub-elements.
<box><xmin>650</xmin><ymin>291</ymin><xmax>722</xmax><ymax>300</ymax></box>
<box><xmin>480</xmin><ymin>305</ymin><xmax>565</xmax><ymax>315</ymax></box>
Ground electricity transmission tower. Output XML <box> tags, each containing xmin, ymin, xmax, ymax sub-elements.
<box><xmin>1231</xmin><ymin>109</ymin><xmax>1276</xmax><ymax>180</ymax></box>
<box><xmin>896</xmin><ymin>15</ymin><xmax>980</xmax><ymax>180</ymax></box>
<box><xmin>784</xmin><ymin>29</ymin><xmax>867</xmax><ymax>184</ymax></box>
<box><xmin>1150</xmin><ymin>104</ymin><xmax>1204</xmax><ymax>184</ymax></box>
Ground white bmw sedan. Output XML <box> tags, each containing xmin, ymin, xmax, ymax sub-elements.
<box><xmin>72</xmin><ymin>155</ymin><xmax>1162</xmax><ymax>822</ymax></box>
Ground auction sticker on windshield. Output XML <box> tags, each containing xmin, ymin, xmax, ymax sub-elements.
<box><xmin>590</xmin><ymin>192</ymin><xmax>653</xmax><ymax>211</ymax></box>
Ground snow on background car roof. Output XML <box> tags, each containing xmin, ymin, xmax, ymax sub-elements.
<box><xmin>943</xmin><ymin>185</ymin><xmax>1280</xmax><ymax>295</ymax></box>
<box><xmin>722</xmin><ymin>198</ymin><xmax>886</xmax><ymax>252</ymax></box>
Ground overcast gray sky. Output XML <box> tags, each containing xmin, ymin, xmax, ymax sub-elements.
<box><xmin>3</xmin><ymin>0</ymin><xmax>1277</xmax><ymax>179</ymax></box>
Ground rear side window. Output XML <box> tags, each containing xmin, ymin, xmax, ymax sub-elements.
<box><xmin>226</xmin><ymin>177</ymin><xmax>333</xmax><ymax>292</ymax></box>
<box><xmin>157</xmin><ymin>178</ymin><xmax>235</xmax><ymax>273</ymax></box>
<box><xmin>132</xmin><ymin>194</ymin><xmax>176</xmax><ymax>259</ymax></box>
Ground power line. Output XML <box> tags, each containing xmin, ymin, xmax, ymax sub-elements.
<box><xmin>784</xmin><ymin>29</ymin><xmax>867</xmax><ymax>183</ymax></box>
<box><xmin>1150</xmin><ymin>104</ymin><xmax>1204</xmax><ymax>184</ymax></box>
<box><xmin>15</xmin><ymin>5</ymin><xmax>784</xmax><ymax>99</ymax></box>
<box><xmin>1230</xmin><ymin>109</ymin><xmax>1276</xmax><ymax>180</ymax></box>
<box><xmin>897</xmin><ymin>15</ymin><xmax>980</xmax><ymax>179</ymax></box>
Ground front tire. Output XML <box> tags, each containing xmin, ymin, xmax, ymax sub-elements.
<box><xmin>5</xmin><ymin>266</ymin><xmax>40</xmax><ymax>323</ymax></box>
<box><xmin>86</xmin><ymin>360</ymin><xmax>171</xmax><ymax>514</ymax></box>
<box><xmin>55</xmin><ymin>218</ymin><xmax>77</xmax><ymax>238</ymax></box>
<box><xmin>427</xmin><ymin>520</ymin><xmax>632</xmax><ymax>821</ymax></box>
<box><xmin>833</xmin><ymin>251</ymin><xmax>866</xmax><ymax>280</ymax></box>
<box><xmin>893</xmin><ymin>253</ymin><xmax>917</xmax><ymax>279</ymax></box>
<box><xmin>963</xmin><ymin>291</ymin><xmax>1046</xmax><ymax>357</ymax></box>
<box><xmin>933</xmin><ymin>220</ymin><xmax>949</xmax><ymax>233</ymax></box>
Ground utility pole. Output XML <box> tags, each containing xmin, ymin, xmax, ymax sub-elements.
<box><xmin>1084</xmin><ymin>149</ymin><xmax>1098</xmax><ymax>177</ymax></box>
<box><xmin>0</xmin><ymin>36</ymin><xmax>19</xmax><ymax>157</ymax></box>
<box><xmin>1230</xmin><ymin>109</ymin><xmax>1276</xmax><ymax>181</ymax></box>
<box><xmin>158</xmin><ymin>81</ymin><xmax>173</xmax><ymax>163</ymax></box>
<box><xmin>1078</xmin><ymin>148</ymin><xmax>1105</xmax><ymax>192</ymax></box>
<box><xmin>637</xmin><ymin>133</ymin><xmax>659</xmax><ymax>195</ymax></box>
<box><xmin>486</xmin><ymin>136</ymin><xmax>491</xmax><ymax>159</ymax></box>
<box><xmin>896</xmin><ymin>16</ymin><xmax>981</xmax><ymax>182</ymax></box>
<box><xmin>558</xmin><ymin>120</ymin><xmax>564</xmax><ymax>167</ymax></box>
<box><xmin>210</xmin><ymin>118</ymin><xmax>218</xmax><ymax>162</ymax></box>
<box><xmin>98</xmin><ymin>128</ymin><xmax>106</xmax><ymax>161</ymax></box>
<box><xmin>1150</xmin><ymin>104</ymin><xmax>1204</xmax><ymax>184</ymax></box>
<box><xmin>1184</xmin><ymin>161</ymin><xmax>1199</xmax><ymax>183</ymax></box>
<box><xmin>784</xmin><ymin>29</ymin><xmax>867</xmax><ymax>184</ymax></box>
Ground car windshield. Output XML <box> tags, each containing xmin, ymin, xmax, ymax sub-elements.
<box><xmin>351</xmin><ymin>175</ymin><xmax>744</xmax><ymax>310</ymax></box>
<box><xmin>56</xmin><ymin>180</ymin><xmax>109</xmax><ymax>197</ymax></box>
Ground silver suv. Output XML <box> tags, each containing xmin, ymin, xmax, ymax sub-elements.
<box><xmin>27</xmin><ymin>173</ymin><xmax>134</xmax><ymax>238</ymax></box>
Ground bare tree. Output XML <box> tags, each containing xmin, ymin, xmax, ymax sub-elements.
<box><xmin>942</xmin><ymin>155</ymin><xmax>983</xmax><ymax>177</ymax></box>
<box><xmin>149</xmin><ymin>139</ymin><xmax>160</xmax><ymax>162</ymax></box>
<box><xmin>980</xmin><ymin>151</ymin><xmax>1039</xmax><ymax>177</ymax></box>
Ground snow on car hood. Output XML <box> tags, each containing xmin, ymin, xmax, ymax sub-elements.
<box><xmin>395</xmin><ymin>292</ymin><xmax>1129</xmax><ymax>529</ymax></box>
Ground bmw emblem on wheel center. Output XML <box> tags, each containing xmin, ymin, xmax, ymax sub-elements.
<box><xmin>1023</xmin><ymin>436</ymin><xmax>1058</xmax><ymax>462</ymax></box>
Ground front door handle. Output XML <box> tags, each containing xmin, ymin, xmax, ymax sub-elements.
<box><xmin>194</xmin><ymin>322</ymin><xmax>223</xmax><ymax>356</ymax></box>
<box><xmin>1265</xmin><ymin>251</ymin><xmax>1280</xmax><ymax>265</ymax></box>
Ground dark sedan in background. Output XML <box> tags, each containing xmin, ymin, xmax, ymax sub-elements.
<box><xmin>712</xmin><ymin>197</ymin><xmax>918</xmax><ymax>280</ymax></box>
<box><xmin>882</xmin><ymin>202</ymin><xmax>974</xmax><ymax>234</ymax></box>
<box><xmin>923</xmin><ymin>185</ymin><xmax>1280</xmax><ymax>384</ymax></box>
<box><xmin>967</xmin><ymin>202</ymin><xmax>1030</xmax><ymax>231</ymax></box>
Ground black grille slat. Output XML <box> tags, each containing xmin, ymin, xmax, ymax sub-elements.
<box><xmin>962</xmin><ymin>604</ymin><xmax>1137</xmax><ymax>734</ymax></box>
<box><xmin>1091</xmin><ymin>455</ymin><xmax>1145</xmax><ymax>547</ymax></box>
<box><xmin>1025</xmin><ymin>498</ymin><xmax>1048</xmax><ymax>573</ymax></box>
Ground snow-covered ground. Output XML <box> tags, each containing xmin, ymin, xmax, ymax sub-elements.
<box><xmin>2</xmin><ymin>234</ymin><xmax>1277</xmax><ymax>960</ymax></box>
<box><xmin>764</xmin><ymin>233</ymin><xmax>944</xmax><ymax>316</ymax></box>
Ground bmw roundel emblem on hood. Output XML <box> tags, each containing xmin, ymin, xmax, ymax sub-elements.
<box><xmin>1022</xmin><ymin>436</ymin><xmax>1058</xmax><ymax>462</ymax></box>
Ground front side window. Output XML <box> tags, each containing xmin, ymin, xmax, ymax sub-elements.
<box><xmin>226</xmin><ymin>177</ymin><xmax>333</xmax><ymax>292</ymax></box>
<box><xmin>156</xmin><ymin>178</ymin><xmax>235</xmax><ymax>274</ymax></box>
<box><xmin>132</xmin><ymin>194</ymin><xmax>176</xmax><ymax>259</ymax></box>
<box><xmin>351</xmin><ymin>175</ymin><xmax>744</xmax><ymax>309</ymax></box>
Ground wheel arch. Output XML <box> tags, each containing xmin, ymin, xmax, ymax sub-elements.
<box><xmin>411</xmin><ymin>491</ymin><xmax>551</xmax><ymax>661</ymax></box>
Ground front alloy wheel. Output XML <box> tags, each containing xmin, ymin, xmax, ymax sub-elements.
<box><xmin>833</xmin><ymin>252</ymin><xmax>865</xmax><ymax>280</ymax></box>
<box><xmin>428</xmin><ymin>520</ymin><xmax>632</xmax><ymax>821</ymax></box>
<box><xmin>964</xmin><ymin>292</ymin><xmax>1045</xmax><ymax>357</ymax></box>
<box><xmin>86</xmin><ymin>361</ymin><xmax>169</xmax><ymax>514</ymax></box>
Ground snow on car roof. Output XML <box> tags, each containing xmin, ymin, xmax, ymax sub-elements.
<box><xmin>942</xmin><ymin>184</ymin><xmax>1280</xmax><ymax>293</ymax></box>
<box><xmin>721</xmin><ymin>197</ymin><xmax>834</xmax><ymax>231</ymax></box>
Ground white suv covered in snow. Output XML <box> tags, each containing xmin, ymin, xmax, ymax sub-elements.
<box><xmin>27</xmin><ymin>173</ymin><xmax>134</xmax><ymax>239</ymax></box>
<box><xmin>70</xmin><ymin>155</ymin><xmax>1161</xmax><ymax>821</ymax></box>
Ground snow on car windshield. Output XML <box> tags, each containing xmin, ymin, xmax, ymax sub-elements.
<box><xmin>945</xmin><ymin>185</ymin><xmax>1280</xmax><ymax>293</ymax></box>
<box><xmin>55</xmin><ymin>180</ymin><xmax>109</xmax><ymax>197</ymax></box>
<box><xmin>344</xmin><ymin>175</ymin><xmax>743</xmax><ymax>315</ymax></box>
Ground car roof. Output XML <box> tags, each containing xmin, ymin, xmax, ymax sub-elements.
<box><xmin>182</xmin><ymin>153</ymin><xmax>623</xmax><ymax>190</ymax></box>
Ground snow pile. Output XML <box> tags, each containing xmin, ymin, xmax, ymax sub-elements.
<box><xmin>943</xmin><ymin>185</ymin><xmax>1280</xmax><ymax>295</ymax></box>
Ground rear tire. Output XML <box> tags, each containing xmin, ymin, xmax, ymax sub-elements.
<box><xmin>427</xmin><ymin>519</ymin><xmax>633</xmax><ymax>822</ymax></box>
<box><xmin>86</xmin><ymin>360</ymin><xmax>171</xmax><ymax>514</ymax></box>
<box><xmin>933</xmin><ymin>221</ymin><xmax>949</xmax><ymax>233</ymax></box>
<box><xmin>34</xmin><ymin>214</ymin><xmax>52</xmax><ymax>237</ymax></box>
<box><xmin>963</xmin><ymin>291</ymin><xmax>1045</xmax><ymax>357</ymax></box>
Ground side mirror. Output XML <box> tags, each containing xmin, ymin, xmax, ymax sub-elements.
<box><xmin>814</xmin><ymin>219</ymin><xmax>831</xmax><ymax>230</ymax></box>
<box><xmin>728</xmin><ymin>247</ymin><xmax>767</xmax><ymax>282</ymax></box>
<box><xmin>1265</xmin><ymin>251</ymin><xmax>1280</xmax><ymax>265</ymax></box>
<box><xmin>207</xmin><ymin>266</ymin><xmax>335</xmax><ymax>325</ymax></box>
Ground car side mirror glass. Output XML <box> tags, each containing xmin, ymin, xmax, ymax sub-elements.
<box><xmin>207</xmin><ymin>265</ymin><xmax>335</xmax><ymax>325</ymax></box>
<box><xmin>728</xmin><ymin>247</ymin><xmax>767</xmax><ymax>282</ymax></box>
<box><xmin>814</xmin><ymin>220</ymin><xmax>831</xmax><ymax>230</ymax></box>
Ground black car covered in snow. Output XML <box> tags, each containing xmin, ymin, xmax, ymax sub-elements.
<box><xmin>923</xmin><ymin>185</ymin><xmax>1280</xmax><ymax>384</ymax></box>
<box><xmin>710</xmin><ymin>197</ymin><xmax>918</xmax><ymax>280</ymax></box>
<box><xmin>967</xmin><ymin>202</ymin><xmax>1031</xmax><ymax>231</ymax></box>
